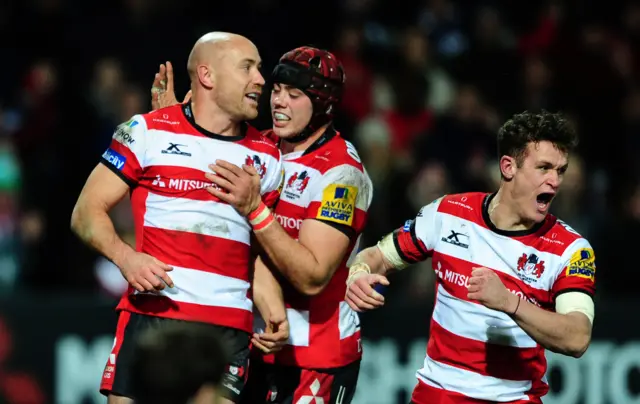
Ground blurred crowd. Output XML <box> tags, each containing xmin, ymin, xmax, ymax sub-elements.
<box><xmin>1</xmin><ymin>0</ymin><xmax>639</xmax><ymax>308</ymax></box>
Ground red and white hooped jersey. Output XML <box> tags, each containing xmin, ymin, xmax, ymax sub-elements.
<box><xmin>394</xmin><ymin>192</ymin><xmax>596</xmax><ymax>403</ymax></box>
<box><xmin>101</xmin><ymin>103</ymin><xmax>284</xmax><ymax>333</ymax></box>
<box><xmin>255</xmin><ymin>127</ymin><xmax>373</xmax><ymax>369</ymax></box>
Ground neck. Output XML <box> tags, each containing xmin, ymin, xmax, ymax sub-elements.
<box><xmin>191</xmin><ymin>91</ymin><xmax>241</xmax><ymax>137</ymax></box>
<box><xmin>281</xmin><ymin>124</ymin><xmax>330</xmax><ymax>154</ymax></box>
<box><xmin>488</xmin><ymin>186</ymin><xmax>536</xmax><ymax>232</ymax></box>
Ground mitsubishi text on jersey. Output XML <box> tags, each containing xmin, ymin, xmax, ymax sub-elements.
<box><xmin>100</xmin><ymin>103</ymin><xmax>284</xmax><ymax>333</ymax></box>
<box><xmin>393</xmin><ymin>193</ymin><xmax>596</xmax><ymax>403</ymax></box>
<box><xmin>256</xmin><ymin>127</ymin><xmax>373</xmax><ymax>369</ymax></box>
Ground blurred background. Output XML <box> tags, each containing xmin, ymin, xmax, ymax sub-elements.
<box><xmin>1</xmin><ymin>0</ymin><xmax>640</xmax><ymax>403</ymax></box>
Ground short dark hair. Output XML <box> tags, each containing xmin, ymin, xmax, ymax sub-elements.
<box><xmin>497</xmin><ymin>110</ymin><xmax>578</xmax><ymax>165</ymax></box>
<box><xmin>130</xmin><ymin>322</ymin><xmax>228</xmax><ymax>404</ymax></box>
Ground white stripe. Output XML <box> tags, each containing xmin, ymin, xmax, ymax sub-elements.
<box><xmin>417</xmin><ymin>355</ymin><xmax>532</xmax><ymax>402</ymax></box>
<box><xmin>144</xmin><ymin>192</ymin><xmax>251</xmax><ymax>244</ymax></box>
<box><xmin>280</xmin><ymin>161</ymin><xmax>322</xmax><ymax>208</ymax></box>
<box><xmin>436</xmin><ymin>212</ymin><xmax>564</xmax><ymax>291</ymax></box>
<box><xmin>338</xmin><ymin>301</ymin><xmax>361</xmax><ymax>340</ymax></box>
<box><xmin>137</xmin><ymin>266</ymin><xmax>251</xmax><ymax>311</ymax></box>
<box><xmin>433</xmin><ymin>285</ymin><xmax>537</xmax><ymax>348</ymax></box>
<box><xmin>253</xmin><ymin>308</ymin><xmax>310</xmax><ymax>346</ymax></box>
<box><xmin>145</xmin><ymin>129</ymin><xmax>282</xmax><ymax>194</ymax></box>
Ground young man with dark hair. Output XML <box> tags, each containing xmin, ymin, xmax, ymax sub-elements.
<box><xmin>346</xmin><ymin>111</ymin><xmax>595</xmax><ymax>403</ymax></box>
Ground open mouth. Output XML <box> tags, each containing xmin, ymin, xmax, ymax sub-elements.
<box><xmin>245</xmin><ymin>92</ymin><xmax>260</xmax><ymax>103</ymax></box>
<box><xmin>536</xmin><ymin>192</ymin><xmax>555</xmax><ymax>211</ymax></box>
<box><xmin>273</xmin><ymin>112</ymin><xmax>290</xmax><ymax>122</ymax></box>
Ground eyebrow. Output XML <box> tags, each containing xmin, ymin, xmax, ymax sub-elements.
<box><xmin>241</xmin><ymin>58</ymin><xmax>262</xmax><ymax>67</ymax></box>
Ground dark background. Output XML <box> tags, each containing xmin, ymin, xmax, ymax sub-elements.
<box><xmin>1</xmin><ymin>0</ymin><xmax>640</xmax><ymax>402</ymax></box>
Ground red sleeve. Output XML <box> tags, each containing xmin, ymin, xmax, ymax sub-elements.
<box><xmin>100</xmin><ymin>116</ymin><xmax>146</xmax><ymax>186</ymax></box>
<box><xmin>393</xmin><ymin>220</ymin><xmax>430</xmax><ymax>264</ymax></box>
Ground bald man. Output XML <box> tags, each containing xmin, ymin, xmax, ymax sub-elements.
<box><xmin>71</xmin><ymin>32</ymin><xmax>286</xmax><ymax>404</ymax></box>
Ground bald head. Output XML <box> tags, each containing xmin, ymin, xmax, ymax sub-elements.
<box><xmin>187</xmin><ymin>32</ymin><xmax>257</xmax><ymax>82</ymax></box>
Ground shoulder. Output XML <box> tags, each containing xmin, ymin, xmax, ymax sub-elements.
<box><xmin>242</xmin><ymin>125</ymin><xmax>281</xmax><ymax>160</ymax></box>
<box><xmin>138</xmin><ymin>105</ymin><xmax>184</xmax><ymax>131</ymax></box>
<box><xmin>436</xmin><ymin>192</ymin><xmax>485</xmax><ymax>215</ymax></box>
<box><xmin>550</xmin><ymin>218</ymin><xmax>594</xmax><ymax>258</ymax></box>
<box><xmin>313</xmin><ymin>135</ymin><xmax>366</xmax><ymax>175</ymax></box>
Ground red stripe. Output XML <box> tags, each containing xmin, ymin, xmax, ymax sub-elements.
<box><xmin>305</xmin><ymin>201</ymin><xmax>367</xmax><ymax>232</ymax></box>
<box><xmin>263</xmin><ymin>189</ymin><xmax>280</xmax><ymax>208</ymax></box>
<box><xmin>411</xmin><ymin>380</ymin><xmax>542</xmax><ymax>404</ymax></box>
<box><xmin>396</xmin><ymin>229</ymin><xmax>430</xmax><ymax>263</ymax></box>
<box><xmin>292</xmin><ymin>369</ymin><xmax>334</xmax><ymax>402</ymax></box>
<box><xmin>100</xmin><ymin>311</ymin><xmax>131</xmax><ymax>394</ymax></box>
<box><xmin>116</xmin><ymin>295</ymin><xmax>252</xmax><ymax>332</ymax></box>
<box><xmin>109</xmin><ymin>140</ymin><xmax>142</xmax><ymax>181</ymax></box>
<box><xmin>142</xmin><ymin>166</ymin><xmax>225</xmax><ymax>202</ymax></box>
<box><xmin>434</xmin><ymin>252</ymin><xmax>553</xmax><ymax>309</ymax></box>
<box><xmin>142</xmin><ymin>227</ymin><xmax>250</xmax><ymax>281</ymax></box>
<box><xmin>427</xmin><ymin>320</ymin><xmax>547</xmax><ymax>382</ymax></box>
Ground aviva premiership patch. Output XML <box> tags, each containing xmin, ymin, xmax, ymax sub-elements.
<box><xmin>316</xmin><ymin>184</ymin><xmax>358</xmax><ymax>226</ymax></box>
<box><xmin>566</xmin><ymin>248</ymin><xmax>596</xmax><ymax>282</ymax></box>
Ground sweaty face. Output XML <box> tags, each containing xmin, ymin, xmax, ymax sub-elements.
<box><xmin>270</xmin><ymin>83</ymin><xmax>313</xmax><ymax>138</ymax></box>
<box><xmin>510</xmin><ymin>141</ymin><xmax>568</xmax><ymax>223</ymax></box>
<box><xmin>213</xmin><ymin>42</ymin><xmax>265</xmax><ymax>121</ymax></box>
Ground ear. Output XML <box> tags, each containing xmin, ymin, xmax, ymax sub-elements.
<box><xmin>500</xmin><ymin>155</ymin><xmax>517</xmax><ymax>181</ymax></box>
<box><xmin>197</xmin><ymin>65</ymin><xmax>214</xmax><ymax>90</ymax></box>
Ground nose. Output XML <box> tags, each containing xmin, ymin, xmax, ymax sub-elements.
<box><xmin>271</xmin><ymin>91</ymin><xmax>286</xmax><ymax>108</ymax></box>
<box><xmin>547</xmin><ymin>171</ymin><xmax>561</xmax><ymax>189</ymax></box>
<box><xmin>255</xmin><ymin>70</ymin><xmax>265</xmax><ymax>87</ymax></box>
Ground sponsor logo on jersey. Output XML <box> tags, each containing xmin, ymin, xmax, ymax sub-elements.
<box><xmin>317</xmin><ymin>184</ymin><xmax>357</xmax><ymax>226</ymax></box>
<box><xmin>151</xmin><ymin>175</ymin><xmax>218</xmax><ymax>191</ymax></box>
<box><xmin>441</xmin><ymin>229</ymin><xmax>469</xmax><ymax>249</ymax></box>
<box><xmin>245</xmin><ymin>155</ymin><xmax>267</xmax><ymax>179</ymax></box>
<box><xmin>102</xmin><ymin>148</ymin><xmax>126</xmax><ymax>170</ymax></box>
<box><xmin>113</xmin><ymin>119</ymin><xmax>138</xmax><ymax>145</ymax></box>
<box><xmin>161</xmin><ymin>143</ymin><xmax>191</xmax><ymax>157</ymax></box>
<box><xmin>516</xmin><ymin>253</ymin><xmax>546</xmax><ymax>283</ymax></box>
<box><xmin>275</xmin><ymin>214</ymin><xmax>303</xmax><ymax>231</ymax></box>
<box><xmin>566</xmin><ymin>248</ymin><xmax>595</xmax><ymax>282</ymax></box>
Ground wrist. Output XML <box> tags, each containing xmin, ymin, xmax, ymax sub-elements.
<box><xmin>506</xmin><ymin>293</ymin><xmax>521</xmax><ymax>316</ymax></box>
<box><xmin>248</xmin><ymin>201</ymin><xmax>275</xmax><ymax>232</ymax></box>
<box><xmin>346</xmin><ymin>263</ymin><xmax>371</xmax><ymax>286</ymax></box>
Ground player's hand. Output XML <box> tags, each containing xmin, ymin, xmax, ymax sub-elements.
<box><xmin>151</xmin><ymin>61</ymin><xmax>192</xmax><ymax>110</ymax></box>
<box><xmin>467</xmin><ymin>267</ymin><xmax>518</xmax><ymax>313</ymax></box>
<box><xmin>205</xmin><ymin>160</ymin><xmax>262</xmax><ymax>216</ymax></box>
<box><xmin>345</xmin><ymin>273</ymin><xmax>389</xmax><ymax>312</ymax></box>
<box><xmin>118</xmin><ymin>251</ymin><xmax>174</xmax><ymax>292</ymax></box>
<box><xmin>252</xmin><ymin>315</ymin><xmax>289</xmax><ymax>354</ymax></box>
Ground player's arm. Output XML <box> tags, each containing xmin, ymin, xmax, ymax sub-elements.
<box><xmin>469</xmin><ymin>241</ymin><xmax>596</xmax><ymax>358</ymax></box>
<box><xmin>346</xmin><ymin>199</ymin><xmax>441</xmax><ymax>312</ymax></box>
<box><xmin>71</xmin><ymin>164</ymin><xmax>135</xmax><ymax>269</ymax></box>
<box><xmin>71</xmin><ymin>117</ymin><xmax>173</xmax><ymax>291</ymax></box>
<box><xmin>251</xmin><ymin>255</ymin><xmax>289</xmax><ymax>353</ymax></box>
<box><xmin>507</xmin><ymin>290</ymin><xmax>593</xmax><ymax>358</ymax></box>
<box><xmin>508</xmin><ymin>243</ymin><xmax>595</xmax><ymax>358</ymax></box>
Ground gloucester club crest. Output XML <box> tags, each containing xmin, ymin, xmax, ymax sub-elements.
<box><xmin>516</xmin><ymin>253</ymin><xmax>545</xmax><ymax>284</ymax></box>
<box><xmin>284</xmin><ymin>171</ymin><xmax>310</xmax><ymax>199</ymax></box>
<box><xmin>245</xmin><ymin>155</ymin><xmax>266</xmax><ymax>179</ymax></box>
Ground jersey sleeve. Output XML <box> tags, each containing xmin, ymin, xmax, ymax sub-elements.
<box><xmin>261</xmin><ymin>149</ymin><xmax>284</xmax><ymax>208</ymax></box>
<box><xmin>100</xmin><ymin>115</ymin><xmax>148</xmax><ymax>186</ymax></box>
<box><xmin>551</xmin><ymin>238</ymin><xmax>596</xmax><ymax>299</ymax></box>
<box><xmin>305</xmin><ymin>164</ymin><xmax>372</xmax><ymax>236</ymax></box>
<box><xmin>392</xmin><ymin>196</ymin><xmax>444</xmax><ymax>264</ymax></box>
